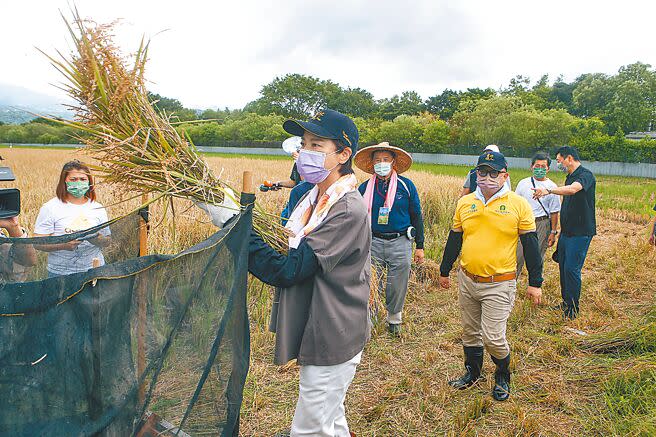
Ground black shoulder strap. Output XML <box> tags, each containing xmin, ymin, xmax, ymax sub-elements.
<box><xmin>531</xmin><ymin>177</ymin><xmax>550</xmax><ymax>218</ymax></box>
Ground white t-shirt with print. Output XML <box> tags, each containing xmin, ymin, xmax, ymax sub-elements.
<box><xmin>34</xmin><ymin>198</ymin><xmax>111</xmax><ymax>275</ymax></box>
<box><xmin>515</xmin><ymin>177</ymin><xmax>561</xmax><ymax>219</ymax></box>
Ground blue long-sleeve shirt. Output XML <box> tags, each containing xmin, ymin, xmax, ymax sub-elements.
<box><xmin>358</xmin><ymin>175</ymin><xmax>425</xmax><ymax>249</ymax></box>
<box><xmin>281</xmin><ymin>181</ymin><xmax>315</xmax><ymax>225</ymax></box>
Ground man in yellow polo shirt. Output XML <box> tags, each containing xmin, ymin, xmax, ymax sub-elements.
<box><xmin>439</xmin><ymin>151</ymin><xmax>543</xmax><ymax>401</ymax></box>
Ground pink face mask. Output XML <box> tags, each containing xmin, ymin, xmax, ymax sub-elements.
<box><xmin>296</xmin><ymin>149</ymin><xmax>338</xmax><ymax>184</ymax></box>
<box><xmin>476</xmin><ymin>176</ymin><xmax>502</xmax><ymax>191</ymax></box>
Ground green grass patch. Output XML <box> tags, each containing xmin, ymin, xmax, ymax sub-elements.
<box><xmin>597</xmin><ymin>369</ymin><xmax>656</xmax><ymax>436</ymax></box>
<box><xmin>0</xmin><ymin>143</ymin><xmax>78</xmax><ymax>150</ymax></box>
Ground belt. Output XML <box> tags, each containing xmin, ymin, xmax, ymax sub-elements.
<box><xmin>463</xmin><ymin>269</ymin><xmax>516</xmax><ymax>283</ymax></box>
<box><xmin>373</xmin><ymin>231</ymin><xmax>403</xmax><ymax>240</ymax></box>
<box><xmin>535</xmin><ymin>215</ymin><xmax>550</xmax><ymax>222</ymax></box>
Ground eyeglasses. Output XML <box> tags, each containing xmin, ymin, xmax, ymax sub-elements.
<box><xmin>476</xmin><ymin>168</ymin><xmax>507</xmax><ymax>178</ymax></box>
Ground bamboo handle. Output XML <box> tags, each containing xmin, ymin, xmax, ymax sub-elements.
<box><xmin>242</xmin><ymin>171</ymin><xmax>254</xmax><ymax>194</ymax></box>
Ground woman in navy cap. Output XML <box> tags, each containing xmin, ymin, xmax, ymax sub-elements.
<box><xmin>246</xmin><ymin>109</ymin><xmax>370</xmax><ymax>436</ymax></box>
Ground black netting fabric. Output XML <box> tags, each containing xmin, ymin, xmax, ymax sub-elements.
<box><xmin>0</xmin><ymin>200</ymin><xmax>252</xmax><ymax>436</ymax></box>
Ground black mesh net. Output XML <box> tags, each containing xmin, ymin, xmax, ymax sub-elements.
<box><xmin>0</xmin><ymin>197</ymin><xmax>252</xmax><ymax>436</ymax></box>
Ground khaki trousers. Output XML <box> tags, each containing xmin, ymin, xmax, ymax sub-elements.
<box><xmin>458</xmin><ymin>269</ymin><xmax>517</xmax><ymax>359</ymax></box>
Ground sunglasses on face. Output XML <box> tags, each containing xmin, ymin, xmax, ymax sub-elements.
<box><xmin>476</xmin><ymin>168</ymin><xmax>506</xmax><ymax>178</ymax></box>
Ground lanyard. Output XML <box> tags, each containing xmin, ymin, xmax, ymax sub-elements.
<box><xmin>375</xmin><ymin>179</ymin><xmax>388</xmax><ymax>203</ymax></box>
<box><xmin>531</xmin><ymin>177</ymin><xmax>550</xmax><ymax>217</ymax></box>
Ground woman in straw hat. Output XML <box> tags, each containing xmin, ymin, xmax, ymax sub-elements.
<box><xmin>354</xmin><ymin>142</ymin><xmax>424</xmax><ymax>337</ymax></box>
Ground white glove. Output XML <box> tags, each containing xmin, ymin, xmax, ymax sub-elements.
<box><xmin>196</xmin><ymin>187</ymin><xmax>240</xmax><ymax>228</ymax></box>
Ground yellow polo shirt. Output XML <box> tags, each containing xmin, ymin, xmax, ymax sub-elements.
<box><xmin>453</xmin><ymin>191</ymin><xmax>535</xmax><ymax>277</ymax></box>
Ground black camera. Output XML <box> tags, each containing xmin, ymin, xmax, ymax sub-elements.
<box><xmin>0</xmin><ymin>164</ymin><xmax>20</xmax><ymax>219</ymax></box>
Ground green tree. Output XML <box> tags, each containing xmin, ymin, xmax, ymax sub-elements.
<box><xmin>419</xmin><ymin>117</ymin><xmax>450</xmax><ymax>152</ymax></box>
<box><xmin>223</xmin><ymin>113</ymin><xmax>287</xmax><ymax>142</ymax></box>
<box><xmin>503</xmin><ymin>75</ymin><xmax>548</xmax><ymax>108</ymax></box>
<box><xmin>245</xmin><ymin>74</ymin><xmax>341</xmax><ymax>118</ymax></box>
<box><xmin>148</xmin><ymin>92</ymin><xmax>198</xmax><ymax>121</ymax></box>
<box><xmin>451</xmin><ymin>95</ymin><xmax>577</xmax><ymax>151</ymax></box>
<box><xmin>457</xmin><ymin>88</ymin><xmax>496</xmax><ymax>111</ymax></box>
<box><xmin>425</xmin><ymin>89</ymin><xmax>461</xmax><ymax>119</ymax></box>
<box><xmin>377</xmin><ymin>91</ymin><xmax>425</xmax><ymax>120</ymax></box>
<box><xmin>376</xmin><ymin>115</ymin><xmax>424</xmax><ymax>148</ymax></box>
<box><xmin>571</xmin><ymin>73</ymin><xmax>614</xmax><ymax>119</ymax></box>
<box><xmin>352</xmin><ymin>117</ymin><xmax>383</xmax><ymax>147</ymax></box>
<box><xmin>549</xmin><ymin>75</ymin><xmax>576</xmax><ymax>111</ymax></box>
<box><xmin>326</xmin><ymin>87</ymin><xmax>378</xmax><ymax>118</ymax></box>
<box><xmin>608</xmin><ymin>62</ymin><xmax>656</xmax><ymax>132</ymax></box>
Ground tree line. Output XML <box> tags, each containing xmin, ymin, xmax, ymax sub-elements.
<box><xmin>1</xmin><ymin>62</ymin><xmax>655</xmax><ymax>162</ymax></box>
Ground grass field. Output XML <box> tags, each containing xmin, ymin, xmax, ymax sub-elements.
<box><xmin>2</xmin><ymin>148</ymin><xmax>655</xmax><ymax>436</ymax></box>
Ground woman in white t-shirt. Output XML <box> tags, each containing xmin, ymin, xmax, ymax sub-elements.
<box><xmin>34</xmin><ymin>160</ymin><xmax>111</xmax><ymax>277</ymax></box>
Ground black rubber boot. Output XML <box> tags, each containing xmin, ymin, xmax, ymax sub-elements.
<box><xmin>491</xmin><ymin>354</ymin><xmax>511</xmax><ymax>401</ymax></box>
<box><xmin>448</xmin><ymin>346</ymin><xmax>484</xmax><ymax>389</ymax></box>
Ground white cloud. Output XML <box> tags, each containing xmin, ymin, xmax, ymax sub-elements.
<box><xmin>2</xmin><ymin>0</ymin><xmax>654</xmax><ymax>109</ymax></box>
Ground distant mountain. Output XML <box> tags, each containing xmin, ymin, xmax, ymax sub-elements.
<box><xmin>0</xmin><ymin>83</ymin><xmax>73</xmax><ymax>124</ymax></box>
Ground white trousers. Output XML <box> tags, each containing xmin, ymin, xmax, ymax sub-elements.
<box><xmin>290</xmin><ymin>351</ymin><xmax>363</xmax><ymax>437</ymax></box>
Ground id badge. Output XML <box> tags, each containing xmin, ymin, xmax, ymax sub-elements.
<box><xmin>378</xmin><ymin>207</ymin><xmax>390</xmax><ymax>225</ymax></box>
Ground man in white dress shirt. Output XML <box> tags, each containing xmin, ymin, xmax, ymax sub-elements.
<box><xmin>515</xmin><ymin>152</ymin><xmax>561</xmax><ymax>275</ymax></box>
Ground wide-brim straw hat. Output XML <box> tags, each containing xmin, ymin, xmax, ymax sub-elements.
<box><xmin>354</xmin><ymin>142</ymin><xmax>413</xmax><ymax>174</ymax></box>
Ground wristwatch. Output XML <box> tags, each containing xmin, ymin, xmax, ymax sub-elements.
<box><xmin>546</xmin><ymin>188</ymin><xmax>552</xmax><ymax>194</ymax></box>
<box><xmin>550</xmin><ymin>230</ymin><xmax>558</xmax><ymax>235</ymax></box>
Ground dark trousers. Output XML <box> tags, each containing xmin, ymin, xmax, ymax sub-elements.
<box><xmin>557</xmin><ymin>234</ymin><xmax>592</xmax><ymax>317</ymax></box>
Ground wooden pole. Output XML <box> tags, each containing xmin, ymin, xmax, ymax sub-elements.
<box><xmin>90</xmin><ymin>257</ymin><xmax>102</xmax><ymax>421</ymax></box>
<box><xmin>242</xmin><ymin>170</ymin><xmax>254</xmax><ymax>195</ymax></box>
<box><xmin>137</xmin><ymin>193</ymin><xmax>148</xmax><ymax>405</ymax></box>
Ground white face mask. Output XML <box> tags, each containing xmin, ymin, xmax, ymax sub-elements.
<box><xmin>374</xmin><ymin>162</ymin><xmax>392</xmax><ymax>177</ymax></box>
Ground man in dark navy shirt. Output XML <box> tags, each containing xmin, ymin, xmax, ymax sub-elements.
<box><xmin>354</xmin><ymin>142</ymin><xmax>424</xmax><ymax>336</ymax></box>
<box><xmin>533</xmin><ymin>146</ymin><xmax>596</xmax><ymax>319</ymax></box>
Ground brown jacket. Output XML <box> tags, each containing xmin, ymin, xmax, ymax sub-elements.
<box><xmin>269</xmin><ymin>190</ymin><xmax>371</xmax><ymax>366</ymax></box>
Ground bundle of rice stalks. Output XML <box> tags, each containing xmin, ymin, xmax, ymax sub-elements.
<box><xmin>42</xmin><ymin>10</ymin><xmax>286</xmax><ymax>252</ymax></box>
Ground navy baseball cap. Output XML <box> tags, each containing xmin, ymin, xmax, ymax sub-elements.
<box><xmin>476</xmin><ymin>150</ymin><xmax>508</xmax><ymax>171</ymax></box>
<box><xmin>283</xmin><ymin>108</ymin><xmax>359</xmax><ymax>153</ymax></box>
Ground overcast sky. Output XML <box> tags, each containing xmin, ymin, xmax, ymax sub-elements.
<box><xmin>2</xmin><ymin>0</ymin><xmax>654</xmax><ymax>109</ymax></box>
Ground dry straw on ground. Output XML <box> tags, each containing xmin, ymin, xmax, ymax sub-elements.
<box><xmin>3</xmin><ymin>149</ymin><xmax>655</xmax><ymax>435</ymax></box>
